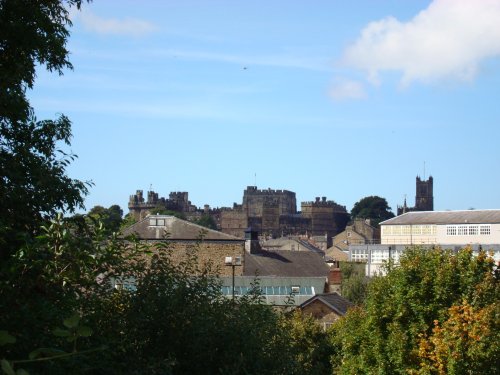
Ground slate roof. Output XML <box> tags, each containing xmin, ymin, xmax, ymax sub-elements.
<box><xmin>122</xmin><ymin>215</ymin><xmax>242</xmax><ymax>241</ymax></box>
<box><xmin>300</xmin><ymin>292</ymin><xmax>354</xmax><ymax>316</ymax></box>
<box><xmin>380</xmin><ymin>210</ymin><xmax>500</xmax><ymax>226</ymax></box>
<box><xmin>243</xmin><ymin>249</ymin><xmax>329</xmax><ymax>278</ymax></box>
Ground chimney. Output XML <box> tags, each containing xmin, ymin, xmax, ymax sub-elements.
<box><xmin>244</xmin><ymin>227</ymin><xmax>261</xmax><ymax>254</ymax></box>
<box><xmin>328</xmin><ymin>261</ymin><xmax>342</xmax><ymax>294</ymax></box>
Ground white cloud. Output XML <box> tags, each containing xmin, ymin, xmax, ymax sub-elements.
<box><xmin>342</xmin><ymin>0</ymin><xmax>500</xmax><ymax>86</ymax></box>
<box><xmin>329</xmin><ymin>79</ymin><xmax>366</xmax><ymax>100</ymax></box>
<box><xmin>77</xmin><ymin>8</ymin><xmax>157</xmax><ymax>37</ymax></box>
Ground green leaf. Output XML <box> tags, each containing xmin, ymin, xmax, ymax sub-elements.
<box><xmin>0</xmin><ymin>331</ymin><xmax>16</xmax><ymax>346</ymax></box>
<box><xmin>63</xmin><ymin>314</ymin><xmax>80</xmax><ymax>329</ymax></box>
<box><xmin>52</xmin><ymin>328</ymin><xmax>70</xmax><ymax>337</ymax></box>
<box><xmin>76</xmin><ymin>326</ymin><xmax>92</xmax><ymax>337</ymax></box>
<box><xmin>29</xmin><ymin>348</ymin><xmax>67</xmax><ymax>360</ymax></box>
<box><xmin>1</xmin><ymin>359</ymin><xmax>15</xmax><ymax>375</ymax></box>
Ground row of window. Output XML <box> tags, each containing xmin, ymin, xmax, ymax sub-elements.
<box><xmin>221</xmin><ymin>285</ymin><xmax>314</xmax><ymax>296</ymax></box>
<box><xmin>382</xmin><ymin>225</ymin><xmax>437</xmax><ymax>236</ymax></box>
<box><xmin>446</xmin><ymin>225</ymin><xmax>491</xmax><ymax>236</ymax></box>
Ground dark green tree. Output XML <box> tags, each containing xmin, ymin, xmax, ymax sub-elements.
<box><xmin>350</xmin><ymin>195</ymin><xmax>394</xmax><ymax>227</ymax></box>
<box><xmin>193</xmin><ymin>214</ymin><xmax>217</xmax><ymax>230</ymax></box>
<box><xmin>0</xmin><ymin>0</ymin><xmax>90</xmax><ymax>258</ymax></box>
<box><xmin>87</xmin><ymin>204</ymin><xmax>123</xmax><ymax>234</ymax></box>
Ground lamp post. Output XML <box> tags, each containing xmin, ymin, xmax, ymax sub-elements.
<box><xmin>225</xmin><ymin>256</ymin><xmax>242</xmax><ymax>300</ymax></box>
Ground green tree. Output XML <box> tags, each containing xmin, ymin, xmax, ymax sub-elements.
<box><xmin>330</xmin><ymin>247</ymin><xmax>499</xmax><ymax>374</ymax></box>
<box><xmin>193</xmin><ymin>214</ymin><xmax>217</xmax><ymax>230</ymax></box>
<box><xmin>350</xmin><ymin>195</ymin><xmax>394</xmax><ymax>227</ymax></box>
<box><xmin>0</xmin><ymin>0</ymin><xmax>90</xmax><ymax>258</ymax></box>
<box><xmin>87</xmin><ymin>204</ymin><xmax>123</xmax><ymax>234</ymax></box>
<box><xmin>340</xmin><ymin>262</ymin><xmax>370</xmax><ymax>305</ymax></box>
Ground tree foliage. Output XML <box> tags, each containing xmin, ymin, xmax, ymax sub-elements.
<box><xmin>0</xmin><ymin>217</ymin><xmax>335</xmax><ymax>375</ymax></box>
<box><xmin>350</xmin><ymin>195</ymin><xmax>394</xmax><ymax>227</ymax></box>
<box><xmin>330</xmin><ymin>246</ymin><xmax>499</xmax><ymax>374</ymax></box>
<box><xmin>193</xmin><ymin>214</ymin><xmax>217</xmax><ymax>230</ymax></box>
<box><xmin>87</xmin><ymin>205</ymin><xmax>123</xmax><ymax>234</ymax></box>
<box><xmin>0</xmin><ymin>0</ymin><xmax>90</xmax><ymax>257</ymax></box>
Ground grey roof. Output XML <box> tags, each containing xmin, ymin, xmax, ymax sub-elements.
<box><xmin>122</xmin><ymin>215</ymin><xmax>242</xmax><ymax>241</ymax></box>
<box><xmin>300</xmin><ymin>292</ymin><xmax>354</xmax><ymax>316</ymax></box>
<box><xmin>243</xmin><ymin>250</ymin><xmax>329</xmax><ymax>278</ymax></box>
<box><xmin>380</xmin><ymin>210</ymin><xmax>500</xmax><ymax>226</ymax></box>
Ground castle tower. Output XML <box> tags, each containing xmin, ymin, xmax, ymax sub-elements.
<box><xmin>415</xmin><ymin>176</ymin><xmax>433</xmax><ymax>211</ymax></box>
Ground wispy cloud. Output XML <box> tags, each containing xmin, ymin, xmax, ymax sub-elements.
<box><xmin>76</xmin><ymin>8</ymin><xmax>158</xmax><ymax>37</ymax></box>
<box><xmin>339</xmin><ymin>0</ymin><xmax>500</xmax><ymax>91</ymax></box>
<box><xmin>329</xmin><ymin>79</ymin><xmax>366</xmax><ymax>100</ymax></box>
<box><xmin>150</xmin><ymin>48</ymin><xmax>332</xmax><ymax>72</ymax></box>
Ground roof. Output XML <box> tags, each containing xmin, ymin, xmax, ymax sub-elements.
<box><xmin>300</xmin><ymin>292</ymin><xmax>354</xmax><ymax>316</ymax></box>
<box><xmin>380</xmin><ymin>210</ymin><xmax>500</xmax><ymax>226</ymax></box>
<box><xmin>325</xmin><ymin>246</ymin><xmax>349</xmax><ymax>262</ymax></box>
<box><xmin>243</xmin><ymin>249</ymin><xmax>329</xmax><ymax>278</ymax></box>
<box><xmin>122</xmin><ymin>215</ymin><xmax>242</xmax><ymax>241</ymax></box>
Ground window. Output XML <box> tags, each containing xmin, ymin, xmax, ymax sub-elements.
<box><xmin>149</xmin><ymin>218</ymin><xmax>166</xmax><ymax>227</ymax></box>
<box><xmin>480</xmin><ymin>225</ymin><xmax>491</xmax><ymax>235</ymax></box>
<box><xmin>447</xmin><ymin>224</ymin><xmax>490</xmax><ymax>236</ymax></box>
<box><xmin>447</xmin><ymin>226</ymin><xmax>457</xmax><ymax>235</ymax></box>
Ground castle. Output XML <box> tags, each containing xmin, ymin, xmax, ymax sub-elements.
<box><xmin>397</xmin><ymin>176</ymin><xmax>434</xmax><ymax>215</ymax></box>
<box><xmin>128</xmin><ymin>186</ymin><xmax>349</xmax><ymax>239</ymax></box>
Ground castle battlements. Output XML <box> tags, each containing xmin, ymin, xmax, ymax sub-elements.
<box><xmin>244</xmin><ymin>186</ymin><xmax>295</xmax><ymax>195</ymax></box>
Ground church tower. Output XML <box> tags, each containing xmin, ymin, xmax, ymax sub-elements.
<box><xmin>415</xmin><ymin>176</ymin><xmax>433</xmax><ymax>211</ymax></box>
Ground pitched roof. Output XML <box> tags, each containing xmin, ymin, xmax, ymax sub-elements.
<box><xmin>380</xmin><ymin>210</ymin><xmax>500</xmax><ymax>226</ymax></box>
<box><xmin>325</xmin><ymin>246</ymin><xmax>349</xmax><ymax>261</ymax></box>
<box><xmin>122</xmin><ymin>215</ymin><xmax>242</xmax><ymax>241</ymax></box>
<box><xmin>300</xmin><ymin>292</ymin><xmax>354</xmax><ymax>316</ymax></box>
<box><xmin>243</xmin><ymin>249</ymin><xmax>329</xmax><ymax>278</ymax></box>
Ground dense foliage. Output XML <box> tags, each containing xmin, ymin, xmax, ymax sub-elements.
<box><xmin>350</xmin><ymin>195</ymin><xmax>395</xmax><ymax>227</ymax></box>
<box><xmin>0</xmin><ymin>0</ymin><xmax>90</xmax><ymax>258</ymax></box>
<box><xmin>0</xmin><ymin>218</ymin><xmax>334</xmax><ymax>375</ymax></box>
<box><xmin>339</xmin><ymin>261</ymin><xmax>370</xmax><ymax>305</ymax></box>
<box><xmin>331</xmin><ymin>246</ymin><xmax>499</xmax><ymax>374</ymax></box>
<box><xmin>87</xmin><ymin>205</ymin><xmax>124</xmax><ymax>234</ymax></box>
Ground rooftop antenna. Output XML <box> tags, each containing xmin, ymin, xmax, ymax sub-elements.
<box><xmin>254</xmin><ymin>172</ymin><xmax>257</xmax><ymax>187</ymax></box>
<box><xmin>423</xmin><ymin>161</ymin><xmax>426</xmax><ymax>180</ymax></box>
<box><xmin>149</xmin><ymin>183</ymin><xmax>153</xmax><ymax>192</ymax></box>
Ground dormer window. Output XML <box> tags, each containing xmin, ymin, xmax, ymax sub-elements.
<box><xmin>149</xmin><ymin>218</ymin><xmax>165</xmax><ymax>227</ymax></box>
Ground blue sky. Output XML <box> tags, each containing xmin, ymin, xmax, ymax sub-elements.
<box><xmin>29</xmin><ymin>0</ymin><xmax>500</xmax><ymax>214</ymax></box>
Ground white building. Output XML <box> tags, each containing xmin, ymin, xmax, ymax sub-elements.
<box><xmin>350</xmin><ymin>210</ymin><xmax>500</xmax><ymax>276</ymax></box>
<box><xmin>380</xmin><ymin>210</ymin><xmax>500</xmax><ymax>246</ymax></box>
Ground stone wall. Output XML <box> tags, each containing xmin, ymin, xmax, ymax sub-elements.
<box><xmin>301</xmin><ymin>300</ymin><xmax>343</xmax><ymax>325</ymax></box>
<box><xmin>142</xmin><ymin>240</ymin><xmax>245</xmax><ymax>277</ymax></box>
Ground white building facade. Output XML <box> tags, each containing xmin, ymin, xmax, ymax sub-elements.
<box><xmin>380</xmin><ymin>210</ymin><xmax>500</xmax><ymax>246</ymax></box>
<box><xmin>350</xmin><ymin>210</ymin><xmax>500</xmax><ymax>276</ymax></box>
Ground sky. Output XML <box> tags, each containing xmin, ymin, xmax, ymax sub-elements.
<box><xmin>29</xmin><ymin>0</ymin><xmax>500</xmax><ymax>215</ymax></box>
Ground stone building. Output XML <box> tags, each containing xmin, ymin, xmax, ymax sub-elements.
<box><xmin>299</xmin><ymin>293</ymin><xmax>354</xmax><ymax>330</ymax></box>
<box><xmin>397</xmin><ymin>176</ymin><xmax>434</xmax><ymax>215</ymax></box>
<box><xmin>128</xmin><ymin>189</ymin><xmax>221</xmax><ymax>228</ymax></box>
<box><xmin>122</xmin><ymin>218</ymin><xmax>337</xmax><ymax>305</ymax></box>
<box><xmin>122</xmin><ymin>214</ymin><xmax>244</xmax><ymax>277</ymax></box>
<box><xmin>128</xmin><ymin>186</ymin><xmax>349</xmax><ymax>240</ymax></box>
<box><xmin>220</xmin><ymin>186</ymin><xmax>349</xmax><ymax>239</ymax></box>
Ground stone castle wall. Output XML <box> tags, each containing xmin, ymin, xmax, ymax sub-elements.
<box><xmin>128</xmin><ymin>186</ymin><xmax>348</xmax><ymax>240</ymax></box>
